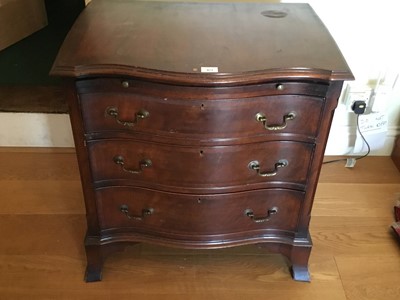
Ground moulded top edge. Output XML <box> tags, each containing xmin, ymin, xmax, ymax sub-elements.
<box><xmin>50</xmin><ymin>65</ymin><xmax>354</xmax><ymax>86</ymax></box>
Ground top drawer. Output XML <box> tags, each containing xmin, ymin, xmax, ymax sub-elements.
<box><xmin>77</xmin><ymin>79</ymin><xmax>329</xmax><ymax>143</ymax></box>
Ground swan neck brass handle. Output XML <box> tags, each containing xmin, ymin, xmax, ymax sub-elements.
<box><xmin>113</xmin><ymin>155</ymin><xmax>152</xmax><ymax>174</ymax></box>
<box><xmin>120</xmin><ymin>204</ymin><xmax>154</xmax><ymax>221</ymax></box>
<box><xmin>248</xmin><ymin>159</ymin><xmax>288</xmax><ymax>177</ymax></box>
<box><xmin>245</xmin><ymin>207</ymin><xmax>278</xmax><ymax>223</ymax></box>
<box><xmin>255</xmin><ymin>112</ymin><xmax>296</xmax><ymax>131</ymax></box>
<box><xmin>106</xmin><ymin>106</ymin><xmax>149</xmax><ymax>127</ymax></box>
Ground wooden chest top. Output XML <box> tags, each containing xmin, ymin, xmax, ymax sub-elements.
<box><xmin>50</xmin><ymin>0</ymin><xmax>353</xmax><ymax>84</ymax></box>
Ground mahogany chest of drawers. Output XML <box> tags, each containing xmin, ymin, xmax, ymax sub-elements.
<box><xmin>51</xmin><ymin>0</ymin><xmax>353</xmax><ymax>282</ymax></box>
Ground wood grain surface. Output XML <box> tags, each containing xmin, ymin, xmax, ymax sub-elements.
<box><xmin>51</xmin><ymin>0</ymin><xmax>353</xmax><ymax>83</ymax></box>
<box><xmin>0</xmin><ymin>148</ymin><xmax>399</xmax><ymax>299</ymax></box>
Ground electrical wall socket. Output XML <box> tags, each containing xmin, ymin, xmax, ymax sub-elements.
<box><xmin>342</xmin><ymin>84</ymin><xmax>372</xmax><ymax>113</ymax></box>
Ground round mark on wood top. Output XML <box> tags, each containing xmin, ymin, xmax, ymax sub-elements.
<box><xmin>261</xmin><ymin>10</ymin><xmax>288</xmax><ymax>18</ymax></box>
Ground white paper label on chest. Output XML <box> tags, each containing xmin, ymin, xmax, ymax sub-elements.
<box><xmin>201</xmin><ymin>67</ymin><xmax>219</xmax><ymax>73</ymax></box>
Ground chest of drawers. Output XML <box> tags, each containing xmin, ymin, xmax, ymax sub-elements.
<box><xmin>51</xmin><ymin>0</ymin><xmax>353</xmax><ymax>282</ymax></box>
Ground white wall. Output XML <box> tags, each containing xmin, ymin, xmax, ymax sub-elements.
<box><xmin>284</xmin><ymin>0</ymin><xmax>400</xmax><ymax>155</ymax></box>
<box><xmin>1</xmin><ymin>0</ymin><xmax>399</xmax><ymax>155</ymax></box>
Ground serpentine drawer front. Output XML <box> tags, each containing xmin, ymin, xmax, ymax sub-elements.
<box><xmin>87</xmin><ymin>139</ymin><xmax>313</xmax><ymax>191</ymax></box>
<box><xmin>50</xmin><ymin>0</ymin><xmax>353</xmax><ymax>283</ymax></box>
<box><xmin>96</xmin><ymin>187</ymin><xmax>304</xmax><ymax>235</ymax></box>
<box><xmin>78</xmin><ymin>80</ymin><xmax>327</xmax><ymax>141</ymax></box>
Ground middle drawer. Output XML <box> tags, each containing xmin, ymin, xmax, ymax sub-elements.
<box><xmin>87</xmin><ymin>139</ymin><xmax>313</xmax><ymax>191</ymax></box>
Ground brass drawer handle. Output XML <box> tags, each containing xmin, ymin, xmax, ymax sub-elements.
<box><xmin>255</xmin><ymin>112</ymin><xmax>296</xmax><ymax>131</ymax></box>
<box><xmin>113</xmin><ymin>155</ymin><xmax>152</xmax><ymax>174</ymax></box>
<box><xmin>106</xmin><ymin>106</ymin><xmax>149</xmax><ymax>127</ymax></box>
<box><xmin>120</xmin><ymin>204</ymin><xmax>154</xmax><ymax>221</ymax></box>
<box><xmin>245</xmin><ymin>207</ymin><xmax>278</xmax><ymax>223</ymax></box>
<box><xmin>248</xmin><ymin>159</ymin><xmax>288</xmax><ymax>177</ymax></box>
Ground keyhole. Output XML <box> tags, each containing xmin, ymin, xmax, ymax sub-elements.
<box><xmin>201</xmin><ymin>104</ymin><xmax>205</xmax><ymax>110</ymax></box>
<box><xmin>199</xmin><ymin>150</ymin><xmax>204</xmax><ymax>157</ymax></box>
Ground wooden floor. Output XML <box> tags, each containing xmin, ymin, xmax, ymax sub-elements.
<box><xmin>0</xmin><ymin>148</ymin><xmax>399</xmax><ymax>300</ymax></box>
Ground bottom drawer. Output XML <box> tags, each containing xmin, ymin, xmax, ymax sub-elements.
<box><xmin>96</xmin><ymin>187</ymin><xmax>304</xmax><ymax>235</ymax></box>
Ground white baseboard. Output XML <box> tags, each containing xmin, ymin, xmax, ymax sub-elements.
<box><xmin>326</xmin><ymin>125</ymin><xmax>399</xmax><ymax>156</ymax></box>
<box><xmin>0</xmin><ymin>112</ymin><xmax>398</xmax><ymax>155</ymax></box>
<box><xmin>0</xmin><ymin>113</ymin><xmax>74</xmax><ymax>147</ymax></box>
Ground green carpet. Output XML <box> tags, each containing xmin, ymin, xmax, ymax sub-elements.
<box><xmin>0</xmin><ymin>0</ymin><xmax>85</xmax><ymax>85</ymax></box>
<box><xmin>0</xmin><ymin>0</ymin><xmax>85</xmax><ymax>113</ymax></box>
